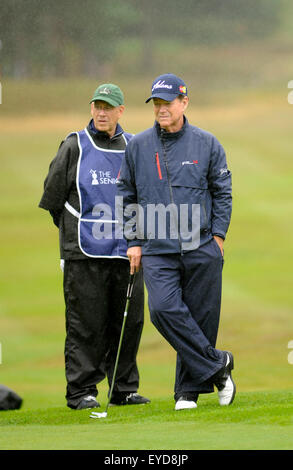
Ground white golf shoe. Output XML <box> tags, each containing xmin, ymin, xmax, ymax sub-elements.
<box><xmin>214</xmin><ymin>352</ymin><xmax>236</xmax><ymax>406</ymax></box>
<box><xmin>175</xmin><ymin>396</ymin><xmax>197</xmax><ymax>411</ymax></box>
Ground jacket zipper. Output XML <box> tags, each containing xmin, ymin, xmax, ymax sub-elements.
<box><xmin>160</xmin><ymin>131</ymin><xmax>183</xmax><ymax>254</ymax></box>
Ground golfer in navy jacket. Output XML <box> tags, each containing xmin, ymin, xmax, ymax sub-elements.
<box><xmin>39</xmin><ymin>84</ymin><xmax>150</xmax><ymax>410</ymax></box>
<box><xmin>117</xmin><ymin>74</ymin><xmax>236</xmax><ymax>410</ymax></box>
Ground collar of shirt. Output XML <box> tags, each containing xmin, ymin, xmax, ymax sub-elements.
<box><xmin>89</xmin><ymin>119</ymin><xmax>124</xmax><ymax>140</ymax></box>
<box><xmin>155</xmin><ymin>115</ymin><xmax>188</xmax><ymax>140</ymax></box>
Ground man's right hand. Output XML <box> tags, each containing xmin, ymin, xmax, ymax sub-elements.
<box><xmin>127</xmin><ymin>246</ymin><xmax>142</xmax><ymax>274</ymax></box>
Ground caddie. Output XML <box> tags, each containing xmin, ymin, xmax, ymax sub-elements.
<box><xmin>39</xmin><ymin>83</ymin><xmax>150</xmax><ymax>410</ymax></box>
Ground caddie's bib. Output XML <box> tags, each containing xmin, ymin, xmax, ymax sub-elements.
<box><xmin>66</xmin><ymin>128</ymin><xmax>132</xmax><ymax>258</ymax></box>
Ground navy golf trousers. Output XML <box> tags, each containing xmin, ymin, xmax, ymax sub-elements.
<box><xmin>142</xmin><ymin>238</ymin><xmax>226</xmax><ymax>398</ymax></box>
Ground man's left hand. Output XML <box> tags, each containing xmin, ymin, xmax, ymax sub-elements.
<box><xmin>213</xmin><ymin>235</ymin><xmax>224</xmax><ymax>256</ymax></box>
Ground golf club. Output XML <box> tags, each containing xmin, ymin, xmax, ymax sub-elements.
<box><xmin>90</xmin><ymin>273</ymin><xmax>135</xmax><ymax>419</ymax></box>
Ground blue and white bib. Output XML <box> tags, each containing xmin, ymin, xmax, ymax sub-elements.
<box><xmin>65</xmin><ymin>128</ymin><xmax>132</xmax><ymax>258</ymax></box>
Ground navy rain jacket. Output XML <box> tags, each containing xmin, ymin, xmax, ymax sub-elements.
<box><xmin>117</xmin><ymin>117</ymin><xmax>232</xmax><ymax>255</ymax></box>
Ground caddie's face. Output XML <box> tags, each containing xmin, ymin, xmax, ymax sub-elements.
<box><xmin>91</xmin><ymin>100</ymin><xmax>125</xmax><ymax>137</ymax></box>
<box><xmin>153</xmin><ymin>96</ymin><xmax>189</xmax><ymax>133</ymax></box>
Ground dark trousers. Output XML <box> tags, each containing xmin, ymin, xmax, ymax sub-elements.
<box><xmin>142</xmin><ymin>239</ymin><xmax>226</xmax><ymax>399</ymax></box>
<box><xmin>63</xmin><ymin>258</ymin><xmax>144</xmax><ymax>408</ymax></box>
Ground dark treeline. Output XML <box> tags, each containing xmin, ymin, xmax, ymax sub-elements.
<box><xmin>0</xmin><ymin>0</ymin><xmax>281</xmax><ymax>78</ymax></box>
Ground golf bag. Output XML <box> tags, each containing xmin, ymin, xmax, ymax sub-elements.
<box><xmin>0</xmin><ymin>384</ymin><xmax>22</xmax><ymax>410</ymax></box>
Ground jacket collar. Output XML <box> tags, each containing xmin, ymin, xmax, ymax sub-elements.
<box><xmin>88</xmin><ymin>119</ymin><xmax>124</xmax><ymax>140</ymax></box>
<box><xmin>155</xmin><ymin>115</ymin><xmax>188</xmax><ymax>139</ymax></box>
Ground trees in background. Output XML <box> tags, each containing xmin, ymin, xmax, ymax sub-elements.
<box><xmin>0</xmin><ymin>0</ymin><xmax>281</xmax><ymax>78</ymax></box>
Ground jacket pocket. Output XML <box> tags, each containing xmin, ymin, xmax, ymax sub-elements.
<box><xmin>171</xmin><ymin>163</ymin><xmax>207</xmax><ymax>189</ymax></box>
<box><xmin>155</xmin><ymin>152</ymin><xmax>163</xmax><ymax>180</ymax></box>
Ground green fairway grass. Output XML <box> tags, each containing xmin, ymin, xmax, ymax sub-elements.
<box><xmin>1</xmin><ymin>82</ymin><xmax>293</xmax><ymax>450</ymax></box>
<box><xmin>1</xmin><ymin>391</ymin><xmax>293</xmax><ymax>450</ymax></box>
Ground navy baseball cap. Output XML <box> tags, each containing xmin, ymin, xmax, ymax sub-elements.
<box><xmin>145</xmin><ymin>73</ymin><xmax>188</xmax><ymax>103</ymax></box>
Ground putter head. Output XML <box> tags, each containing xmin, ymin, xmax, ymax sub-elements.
<box><xmin>90</xmin><ymin>411</ymin><xmax>107</xmax><ymax>419</ymax></box>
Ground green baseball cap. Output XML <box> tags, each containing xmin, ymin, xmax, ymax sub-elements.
<box><xmin>90</xmin><ymin>83</ymin><xmax>124</xmax><ymax>107</ymax></box>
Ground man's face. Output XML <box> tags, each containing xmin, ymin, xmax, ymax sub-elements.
<box><xmin>91</xmin><ymin>100</ymin><xmax>124</xmax><ymax>137</ymax></box>
<box><xmin>153</xmin><ymin>96</ymin><xmax>189</xmax><ymax>133</ymax></box>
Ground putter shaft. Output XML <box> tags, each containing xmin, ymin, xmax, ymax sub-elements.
<box><xmin>104</xmin><ymin>274</ymin><xmax>135</xmax><ymax>415</ymax></box>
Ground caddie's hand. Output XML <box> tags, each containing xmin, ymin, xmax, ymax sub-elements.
<box><xmin>127</xmin><ymin>246</ymin><xmax>142</xmax><ymax>274</ymax></box>
<box><xmin>213</xmin><ymin>235</ymin><xmax>224</xmax><ymax>256</ymax></box>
